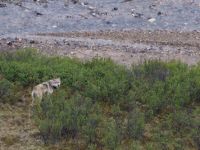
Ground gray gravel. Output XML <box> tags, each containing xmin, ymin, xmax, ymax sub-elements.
<box><xmin>1</xmin><ymin>0</ymin><xmax>200</xmax><ymax>37</ymax></box>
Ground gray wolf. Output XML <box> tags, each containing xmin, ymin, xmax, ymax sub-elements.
<box><xmin>31</xmin><ymin>78</ymin><xmax>61</xmax><ymax>106</ymax></box>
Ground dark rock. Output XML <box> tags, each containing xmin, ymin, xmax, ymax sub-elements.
<box><xmin>30</xmin><ymin>40</ymin><xmax>36</xmax><ymax>44</ymax></box>
<box><xmin>34</xmin><ymin>11</ymin><xmax>43</xmax><ymax>16</ymax></box>
<box><xmin>134</xmin><ymin>13</ymin><xmax>143</xmax><ymax>18</ymax></box>
<box><xmin>7</xmin><ymin>41</ymin><xmax>13</xmax><ymax>46</ymax></box>
<box><xmin>149</xmin><ymin>4</ymin><xmax>156</xmax><ymax>9</ymax></box>
<box><xmin>121</xmin><ymin>0</ymin><xmax>132</xmax><ymax>2</ymax></box>
<box><xmin>83</xmin><ymin>2</ymin><xmax>89</xmax><ymax>5</ymax></box>
<box><xmin>113</xmin><ymin>7</ymin><xmax>118</xmax><ymax>11</ymax></box>
<box><xmin>71</xmin><ymin>0</ymin><xmax>79</xmax><ymax>4</ymax></box>
<box><xmin>106</xmin><ymin>21</ymin><xmax>112</xmax><ymax>24</ymax></box>
<box><xmin>15</xmin><ymin>38</ymin><xmax>22</xmax><ymax>42</ymax></box>
<box><xmin>157</xmin><ymin>11</ymin><xmax>162</xmax><ymax>16</ymax></box>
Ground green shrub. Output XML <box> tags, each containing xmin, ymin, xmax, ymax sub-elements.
<box><xmin>87</xmin><ymin>144</ymin><xmax>97</xmax><ymax>150</ymax></box>
<box><xmin>130</xmin><ymin>141</ymin><xmax>143</xmax><ymax>150</ymax></box>
<box><xmin>127</xmin><ymin>60</ymin><xmax>200</xmax><ymax>118</ymax></box>
<box><xmin>0</xmin><ymin>48</ymin><xmax>38</xmax><ymax>62</ymax></box>
<box><xmin>82</xmin><ymin>58</ymin><xmax>129</xmax><ymax>104</ymax></box>
<box><xmin>98</xmin><ymin>117</ymin><xmax>119</xmax><ymax>150</ymax></box>
<box><xmin>0</xmin><ymin>50</ymin><xmax>129</xmax><ymax>104</ymax></box>
<box><xmin>0</xmin><ymin>79</ymin><xmax>13</xmax><ymax>99</ymax></box>
<box><xmin>171</xmin><ymin>110</ymin><xmax>192</xmax><ymax>133</ymax></box>
<box><xmin>34</xmin><ymin>91</ymin><xmax>119</xmax><ymax>147</ymax></box>
<box><xmin>111</xmin><ymin>104</ymin><xmax>125</xmax><ymax>141</ymax></box>
<box><xmin>132</xmin><ymin>60</ymin><xmax>169</xmax><ymax>83</ymax></box>
<box><xmin>82</xmin><ymin>106</ymin><xmax>102</xmax><ymax>144</ymax></box>
<box><xmin>193</xmin><ymin>126</ymin><xmax>200</xmax><ymax>150</ymax></box>
<box><xmin>128</xmin><ymin>61</ymin><xmax>169</xmax><ymax>116</ymax></box>
<box><xmin>127</xmin><ymin>109</ymin><xmax>145</xmax><ymax>139</ymax></box>
<box><xmin>33</xmin><ymin>90</ymin><xmax>93</xmax><ymax>143</ymax></box>
<box><xmin>0</xmin><ymin>78</ymin><xmax>19</xmax><ymax>104</ymax></box>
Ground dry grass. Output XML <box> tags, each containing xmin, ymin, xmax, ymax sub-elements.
<box><xmin>1</xmin><ymin>135</ymin><xmax>20</xmax><ymax>146</ymax></box>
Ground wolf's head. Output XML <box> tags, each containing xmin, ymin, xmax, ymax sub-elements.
<box><xmin>49</xmin><ymin>78</ymin><xmax>61</xmax><ymax>89</ymax></box>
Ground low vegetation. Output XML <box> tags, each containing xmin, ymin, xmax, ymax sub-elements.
<box><xmin>0</xmin><ymin>48</ymin><xmax>199</xmax><ymax>149</ymax></box>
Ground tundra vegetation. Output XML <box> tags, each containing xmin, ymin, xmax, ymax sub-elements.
<box><xmin>0</xmin><ymin>49</ymin><xmax>199</xmax><ymax>149</ymax></box>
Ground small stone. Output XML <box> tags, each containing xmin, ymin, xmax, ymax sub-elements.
<box><xmin>106</xmin><ymin>21</ymin><xmax>111</xmax><ymax>24</ymax></box>
<box><xmin>133</xmin><ymin>13</ymin><xmax>143</xmax><ymax>18</ymax></box>
<box><xmin>148</xmin><ymin>18</ymin><xmax>156</xmax><ymax>23</ymax></box>
<box><xmin>91</xmin><ymin>13</ymin><xmax>96</xmax><ymax>16</ymax></box>
<box><xmin>70</xmin><ymin>51</ymin><xmax>75</xmax><ymax>55</ymax></box>
<box><xmin>112</xmin><ymin>24</ymin><xmax>117</xmax><ymax>27</ymax></box>
<box><xmin>88</xmin><ymin>6</ymin><xmax>95</xmax><ymax>10</ymax></box>
<box><xmin>7</xmin><ymin>41</ymin><xmax>13</xmax><ymax>46</ymax></box>
<box><xmin>149</xmin><ymin>4</ymin><xmax>156</xmax><ymax>9</ymax></box>
<box><xmin>71</xmin><ymin>0</ymin><xmax>79</xmax><ymax>4</ymax></box>
<box><xmin>84</xmin><ymin>2</ymin><xmax>89</xmax><ymax>5</ymax></box>
<box><xmin>34</xmin><ymin>11</ymin><xmax>43</xmax><ymax>16</ymax></box>
<box><xmin>157</xmin><ymin>11</ymin><xmax>162</xmax><ymax>15</ymax></box>
<box><xmin>30</xmin><ymin>40</ymin><xmax>36</xmax><ymax>44</ymax></box>
<box><xmin>64</xmin><ymin>0</ymin><xmax>69</xmax><ymax>6</ymax></box>
<box><xmin>15</xmin><ymin>38</ymin><xmax>22</xmax><ymax>42</ymax></box>
<box><xmin>122</xmin><ymin>0</ymin><xmax>132</xmax><ymax>2</ymax></box>
<box><xmin>81</xmin><ymin>2</ymin><xmax>88</xmax><ymax>6</ymax></box>
<box><xmin>131</xmin><ymin>13</ymin><xmax>135</xmax><ymax>17</ymax></box>
<box><xmin>113</xmin><ymin>7</ymin><xmax>118</xmax><ymax>11</ymax></box>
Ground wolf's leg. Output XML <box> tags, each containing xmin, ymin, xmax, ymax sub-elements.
<box><xmin>28</xmin><ymin>105</ymin><xmax>31</xmax><ymax>129</ymax></box>
<box><xmin>31</xmin><ymin>90</ymin><xmax>38</xmax><ymax>106</ymax></box>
